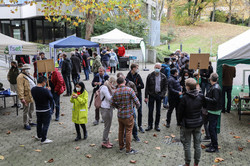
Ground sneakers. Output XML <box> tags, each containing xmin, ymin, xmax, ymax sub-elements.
<box><xmin>134</xmin><ymin>136</ymin><xmax>141</xmax><ymax>142</ymax></box>
<box><xmin>119</xmin><ymin>147</ymin><xmax>125</xmax><ymax>153</ymax></box>
<box><xmin>24</xmin><ymin>124</ymin><xmax>31</xmax><ymax>130</ymax></box>
<box><xmin>139</xmin><ymin>127</ymin><xmax>145</xmax><ymax>133</ymax></box>
<box><xmin>126</xmin><ymin>149</ymin><xmax>138</xmax><ymax>155</ymax></box>
<box><xmin>205</xmin><ymin>147</ymin><xmax>219</xmax><ymax>153</ymax></box>
<box><xmin>55</xmin><ymin>117</ymin><xmax>59</xmax><ymax>121</ymax></box>
<box><xmin>41</xmin><ymin>139</ymin><xmax>53</xmax><ymax>144</ymax></box>
<box><xmin>202</xmin><ymin>136</ymin><xmax>211</xmax><ymax>142</ymax></box>
<box><xmin>93</xmin><ymin>120</ymin><xmax>99</xmax><ymax>126</ymax></box>
<box><xmin>145</xmin><ymin>126</ymin><xmax>152</xmax><ymax>131</ymax></box>
<box><xmin>35</xmin><ymin>136</ymin><xmax>41</xmax><ymax>141</ymax></box>
<box><xmin>166</xmin><ymin>123</ymin><xmax>170</xmax><ymax>128</ymax></box>
<box><xmin>29</xmin><ymin>123</ymin><xmax>37</xmax><ymax>127</ymax></box>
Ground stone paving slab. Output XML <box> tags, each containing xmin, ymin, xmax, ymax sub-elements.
<box><xmin>0</xmin><ymin>64</ymin><xmax>249</xmax><ymax>166</ymax></box>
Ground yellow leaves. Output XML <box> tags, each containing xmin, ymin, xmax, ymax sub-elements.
<box><xmin>214</xmin><ymin>157</ymin><xmax>224</xmax><ymax>163</ymax></box>
<box><xmin>106</xmin><ymin>17</ymin><xmax>110</xmax><ymax>21</ymax></box>
<box><xmin>19</xmin><ymin>145</ymin><xmax>25</xmax><ymax>147</ymax></box>
<box><xmin>0</xmin><ymin>155</ymin><xmax>4</xmax><ymax>160</ymax></box>
<box><xmin>66</xmin><ymin>18</ymin><xmax>71</xmax><ymax>22</ymax></box>
<box><xmin>73</xmin><ymin>22</ymin><xmax>79</xmax><ymax>27</ymax></box>
<box><xmin>89</xmin><ymin>144</ymin><xmax>96</xmax><ymax>147</ymax></box>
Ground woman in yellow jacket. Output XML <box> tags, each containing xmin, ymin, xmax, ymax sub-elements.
<box><xmin>70</xmin><ymin>82</ymin><xmax>88</xmax><ymax>141</ymax></box>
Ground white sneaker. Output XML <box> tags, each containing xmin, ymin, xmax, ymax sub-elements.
<box><xmin>35</xmin><ymin>136</ymin><xmax>41</xmax><ymax>141</ymax></box>
<box><xmin>41</xmin><ymin>139</ymin><xmax>53</xmax><ymax>144</ymax></box>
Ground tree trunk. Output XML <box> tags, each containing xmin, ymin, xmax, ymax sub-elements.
<box><xmin>85</xmin><ymin>11</ymin><xmax>96</xmax><ymax>40</ymax></box>
<box><xmin>156</xmin><ymin>0</ymin><xmax>159</xmax><ymax>20</ymax></box>
<box><xmin>166</xmin><ymin>0</ymin><xmax>173</xmax><ymax>20</ymax></box>
<box><xmin>212</xmin><ymin>2</ymin><xmax>216</xmax><ymax>22</ymax></box>
<box><xmin>188</xmin><ymin>0</ymin><xmax>192</xmax><ymax>16</ymax></box>
<box><xmin>159</xmin><ymin>0</ymin><xmax>165</xmax><ymax>21</ymax></box>
<box><xmin>248</xmin><ymin>0</ymin><xmax>250</xmax><ymax>27</ymax></box>
<box><xmin>228</xmin><ymin>0</ymin><xmax>232</xmax><ymax>24</ymax></box>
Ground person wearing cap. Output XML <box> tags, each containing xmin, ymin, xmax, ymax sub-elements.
<box><xmin>17</xmin><ymin>64</ymin><xmax>36</xmax><ymax>130</ymax></box>
<box><xmin>7</xmin><ymin>61</ymin><xmax>20</xmax><ymax>108</ymax></box>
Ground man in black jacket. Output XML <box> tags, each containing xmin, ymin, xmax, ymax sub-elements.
<box><xmin>205</xmin><ymin>73</ymin><xmax>222</xmax><ymax>153</ymax></box>
<box><xmin>144</xmin><ymin>63</ymin><xmax>167</xmax><ymax>132</ymax></box>
<box><xmin>200</xmin><ymin>61</ymin><xmax>213</xmax><ymax>95</ymax></box>
<box><xmin>126</xmin><ymin>64</ymin><xmax>145</xmax><ymax>133</ymax></box>
<box><xmin>178</xmin><ymin>78</ymin><xmax>206</xmax><ymax>166</ymax></box>
<box><xmin>166</xmin><ymin>68</ymin><xmax>182</xmax><ymax>128</ymax></box>
<box><xmin>61</xmin><ymin>53</ymin><xmax>72</xmax><ymax>96</ymax></box>
<box><xmin>70</xmin><ymin>52</ymin><xmax>81</xmax><ymax>87</ymax></box>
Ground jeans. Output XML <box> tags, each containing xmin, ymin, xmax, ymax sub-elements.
<box><xmin>23</xmin><ymin>102</ymin><xmax>34</xmax><ymax>125</ymax></box>
<box><xmin>167</xmin><ymin>99</ymin><xmax>179</xmax><ymax>124</ymax></box>
<box><xmin>180</xmin><ymin>126</ymin><xmax>202</xmax><ymax>165</ymax></box>
<box><xmin>36</xmin><ymin>111</ymin><xmax>51</xmax><ymax>142</ymax></box>
<box><xmin>63</xmin><ymin>75</ymin><xmax>72</xmax><ymax>95</ymax></box>
<box><xmin>163</xmin><ymin>96</ymin><xmax>168</xmax><ymax>107</ymax></box>
<box><xmin>83</xmin><ymin>67</ymin><xmax>89</xmax><ymax>80</ymax></box>
<box><xmin>53</xmin><ymin>92</ymin><xmax>60</xmax><ymax>119</ymax></box>
<box><xmin>137</xmin><ymin>94</ymin><xmax>143</xmax><ymax>127</ymax></box>
<box><xmin>118</xmin><ymin>116</ymin><xmax>134</xmax><ymax>152</ymax></box>
<box><xmin>201</xmin><ymin>81</ymin><xmax>210</xmax><ymax>95</ymax></box>
<box><xmin>148</xmin><ymin>95</ymin><xmax>162</xmax><ymax>127</ymax></box>
<box><xmin>222</xmin><ymin>86</ymin><xmax>232</xmax><ymax>112</ymax></box>
<box><xmin>102</xmin><ymin>61</ymin><xmax>109</xmax><ymax>71</ymax></box>
<box><xmin>72</xmin><ymin>74</ymin><xmax>78</xmax><ymax>87</ymax></box>
<box><xmin>208</xmin><ymin>113</ymin><xmax>219</xmax><ymax>149</ymax></box>
<box><xmin>100</xmin><ymin>108</ymin><xmax>113</xmax><ymax>143</ymax></box>
<box><xmin>132</xmin><ymin>108</ymin><xmax>138</xmax><ymax>137</ymax></box>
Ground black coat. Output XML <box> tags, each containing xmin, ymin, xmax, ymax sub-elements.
<box><xmin>178</xmin><ymin>90</ymin><xmax>206</xmax><ymax>128</ymax></box>
<box><xmin>91</xmin><ymin>73</ymin><xmax>109</xmax><ymax>91</ymax></box>
<box><xmin>145</xmin><ymin>72</ymin><xmax>167</xmax><ymax>99</ymax></box>
<box><xmin>70</xmin><ymin>55</ymin><xmax>81</xmax><ymax>75</ymax></box>
<box><xmin>126</xmin><ymin>71</ymin><xmax>144</xmax><ymax>95</ymax></box>
<box><xmin>200</xmin><ymin>66</ymin><xmax>213</xmax><ymax>83</ymax></box>
<box><xmin>168</xmin><ymin>75</ymin><xmax>182</xmax><ymax>100</ymax></box>
<box><xmin>61</xmin><ymin>58</ymin><xmax>72</xmax><ymax>76</ymax></box>
<box><xmin>205</xmin><ymin>83</ymin><xmax>222</xmax><ymax>111</ymax></box>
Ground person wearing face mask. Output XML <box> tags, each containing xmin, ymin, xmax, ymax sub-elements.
<box><xmin>180</xmin><ymin>70</ymin><xmax>190</xmax><ymax>94</ymax></box>
<box><xmin>161</xmin><ymin>58</ymin><xmax>171</xmax><ymax>109</ymax></box>
<box><xmin>170</xmin><ymin>57</ymin><xmax>179</xmax><ymax>72</ymax></box>
<box><xmin>70</xmin><ymin>82</ymin><xmax>88</xmax><ymax>141</ymax></box>
<box><xmin>31</xmin><ymin>76</ymin><xmax>54</xmax><ymax>144</ymax></box>
<box><xmin>126</xmin><ymin>63</ymin><xmax>145</xmax><ymax>133</ymax></box>
<box><xmin>145</xmin><ymin>63</ymin><xmax>168</xmax><ymax>132</ymax></box>
<box><xmin>7</xmin><ymin>61</ymin><xmax>20</xmax><ymax>108</ymax></box>
<box><xmin>166</xmin><ymin>68</ymin><xmax>182</xmax><ymax>128</ymax></box>
<box><xmin>117</xmin><ymin>44</ymin><xmax>126</xmax><ymax>57</ymax></box>
<box><xmin>17</xmin><ymin>64</ymin><xmax>36</xmax><ymax>130</ymax></box>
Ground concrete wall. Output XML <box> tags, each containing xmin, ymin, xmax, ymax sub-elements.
<box><xmin>126</xmin><ymin>49</ymin><xmax>156</xmax><ymax>63</ymax></box>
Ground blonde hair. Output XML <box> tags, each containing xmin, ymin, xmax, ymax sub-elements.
<box><xmin>185</xmin><ymin>78</ymin><xmax>197</xmax><ymax>90</ymax></box>
<box><xmin>104</xmin><ymin>77</ymin><xmax>116</xmax><ymax>94</ymax></box>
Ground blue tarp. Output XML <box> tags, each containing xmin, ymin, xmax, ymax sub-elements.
<box><xmin>49</xmin><ymin>36</ymin><xmax>99</xmax><ymax>48</ymax></box>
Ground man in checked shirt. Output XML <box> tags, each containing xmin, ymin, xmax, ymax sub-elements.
<box><xmin>111</xmin><ymin>77</ymin><xmax>140</xmax><ymax>155</ymax></box>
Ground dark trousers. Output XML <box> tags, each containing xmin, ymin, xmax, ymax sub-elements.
<box><xmin>53</xmin><ymin>92</ymin><xmax>60</xmax><ymax>119</ymax></box>
<box><xmin>110</xmin><ymin>67</ymin><xmax>116</xmax><ymax>73</ymax></box>
<box><xmin>132</xmin><ymin>108</ymin><xmax>138</xmax><ymax>137</ymax></box>
<box><xmin>201</xmin><ymin>81</ymin><xmax>210</xmax><ymax>95</ymax></box>
<box><xmin>222</xmin><ymin>86</ymin><xmax>232</xmax><ymax>112</ymax></box>
<box><xmin>95</xmin><ymin>108</ymin><xmax>100</xmax><ymax>121</ymax></box>
<box><xmin>83</xmin><ymin>67</ymin><xmax>89</xmax><ymax>80</ymax></box>
<box><xmin>72</xmin><ymin>74</ymin><xmax>78</xmax><ymax>87</ymax></box>
<box><xmin>208</xmin><ymin>113</ymin><xmax>219</xmax><ymax>149</ymax></box>
<box><xmin>63</xmin><ymin>75</ymin><xmax>72</xmax><ymax>95</ymax></box>
<box><xmin>137</xmin><ymin>93</ymin><xmax>143</xmax><ymax>127</ymax></box>
<box><xmin>202</xmin><ymin>113</ymin><xmax>210</xmax><ymax>138</ymax></box>
<box><xmin>36</xmin><ymin>111</ymin><xmax>51</xmax><ymax>142</ymax></box>
<box><xmin>75</xmin><ymin>123</ymin><xmax>87</xmax><ymax>138</ymax></box>
<box><xmin>167</xmin><ymin>98</ymin><xmax>179</xmax><ymax>124</ymax></box>
<box><xmin>148</xmin><ymin>95</ymin><xmax>162</xmax><ymax>127</ymax></box>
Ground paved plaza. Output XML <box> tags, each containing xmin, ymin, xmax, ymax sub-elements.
<box><xmin>0</xmin><ymin>63</ymin><xmax>249</xmax><ymax>166</ymax></box>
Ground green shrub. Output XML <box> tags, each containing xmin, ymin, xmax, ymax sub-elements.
<box><xmin>156</xmin><ymin>49</ymin><xmax>173</xmax><ymax>63</ymax></box>
<box><xmin>210</xmin><ymin>10</ymin><xmax>227</xmax><ymax>23</ymax></box>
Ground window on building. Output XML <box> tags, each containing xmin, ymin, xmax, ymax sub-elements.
<box><xmin>1</xmin><ymin>21</ymin><xmax>11</xmax><ymax>36</ymax></box>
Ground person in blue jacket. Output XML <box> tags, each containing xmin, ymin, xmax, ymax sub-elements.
<box><xmin>161</xmin><ymin>57</ymin><xmax>170</xmax><ymax>109</ymax></box>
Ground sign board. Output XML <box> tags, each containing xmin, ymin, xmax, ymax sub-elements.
<box><xmin>189</xmin><ymin>53</ymin><xmax>210</xmax><ymax>70</ymax></box>
<box><xmin>37</xmin><ymin>59</ymin><xmax>55</xmax><ymax>73</ymax></box>
<box><xmin>8</xmin><ymin>45</ymin><xmax>22</xmax><ymax>55</ymax></box>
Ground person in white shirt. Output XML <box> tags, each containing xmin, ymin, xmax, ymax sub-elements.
<box><xmin>100</xmin><ymin>77</ymin><xmax>116</xmax><ymax>149</ymax></box>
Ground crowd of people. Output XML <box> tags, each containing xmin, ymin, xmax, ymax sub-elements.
<box><xmin>6</xmin><ymin>48</ymin><xmax>237</xmax><ymax>166</ymax></box>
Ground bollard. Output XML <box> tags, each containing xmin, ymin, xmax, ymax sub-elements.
<box><xmin>168</xmin><ymin>44</ymin><xmax>170</xmax><ymax>50</ymax></box>
<box><xmin>199</xmin><ymin>48</ymin><xmax>201</xmax><ymax>53</ymax></box>
<box><xmin>180</xmin><ymin>43</ymin><xmax>182</xmax><ymax>51</ymax></box>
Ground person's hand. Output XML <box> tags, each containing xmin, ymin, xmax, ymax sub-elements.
<box><xmin>47</xmin><ymin>87</ymin><xmax>51</xmax><ymax>91</ymax></box>
<box><xmin>144</xmin><ymin>98</ymin><xmax>148</xmax><ymax>104</ymax></box>
<box><xmin>196</xmin><ymin>84</ymin><xmax>201</xmax><ymax>90</ymax></box>
<box><xmin>179</xmin><ymin>92</ymin><xmax>182</xmax><ymax>96</ymax></box>
<box><xmin>21</xmin><ymin>99</ymin><xmax>27</xmax><ymax>106</ymax></box>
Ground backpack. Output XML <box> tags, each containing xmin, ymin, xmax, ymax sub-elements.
<box><xmin>94</xmin><ymin>86</ymin><xmax>105</xmax><ymax>109</ymax></box>
<box><xmin>110</xmin><ymin>55</ymin><xmax>116</xmax><ymax>63</ymax></box>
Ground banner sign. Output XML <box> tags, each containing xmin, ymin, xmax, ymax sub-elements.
<box><xmin>8</xmin><ymin>45</ymin><xmax>22</xmax><ymax>55</ymax></box>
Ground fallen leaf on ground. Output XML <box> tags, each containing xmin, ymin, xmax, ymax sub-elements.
<box><xmin>201</xmin><ymin>144</ymin><xmax>206</xmax><ymax>149</ymax></box>
<box><xmin>162</xmin><ymin>155</ymin><xmax>167</xmax><ymax>157</ymax></box>
<box><xmin>6</xmin><ymin>131</ymin><xmax>11</xmax><ymax>135</ymax></box>
<box><xmin>238</xmin><ymin>147</ymin><xmax>243</xmax><ymax>151</ymax></box>
<box><xmin>75</xmin><ymin>147</ymin><xmax>80</xmax><ymax>150</ymax></box>
<box><xmin>165</xmin><ymin>136</ymin><xmax>170</xmax><ymax>139</ymax></box>
<box><xmin>172</xmin><ymin>140</ymin><xmax>176</xmax><ymax>143</ymax></box>
<box><xmin>201</xmin><ymin>129</ymin><xmax>205</xmax><ymax>134</ymax></box>
<box><xmin>144</xmin><ymin>141</ymin><xmax>148</xmax><ymax>144</ymax></box>
<box><xmin>233</xmin><ymin>136</ymin><xmax>241</xmax><ymax>139</ymax></box>
<box><xmin>163</xmin><ymin>124</ymin><xmax>166</xmax><ymax>126</ymax></box>
<box><xmin>58</xmin><ymin>122</ymin><xmax>63</xmax><ymax>125</ymax></box>
<box><xmin>218</xmin><ymin>146</ymin><xmax>221</xmax><ymax>149</ymax></box>
<box><xmin>61</xmin><ymin>114</ymin><xmax>65</xmax><ymax>116</ymax></box>
<box><xmin>230</xmin><ymin>132</ymin><xmax>235</xmax><ymax>135</ymax></box>
<box><xmin>155</xmin><ymin>147</ymin><xmax>161</xmax><ymax>150</ymax></box>
<box><xmin>109</xmin><ymin>131</ymin><xmax>112</xmax><ymax>133</ymax></box>
<box><xmin>171</xmin><ymin>134</ymin><xmax>175</xmax><ymax>138</ymax></box>
<box><xmin>214</xmin><ymin>157</ymin><xmax>224</xmax><ymax>163</ymax></box>
<box><xmin>229</xmin><ymin>152</ymin><xmax>233</xmax><ymax>155</ymax></box>
<box><xmin>247</xmin><ymin>140</ymin><xmax>250</xmax><ymax>143</ymax></box>
<box><xmin>153</xmin><ymin>134</ymin><xmax>157</xmax><ymax>137</ymax></box>
<box><xmin>89</xmin><ymin>144</ymin><xmax>96</xmax><ymax>147</ymax></box>
<box><xmin>0</xmin><ymin>155</ymin><xmax>4</xmax><ymax>160</ymax></box>
<box><xmin>63</xmin><ymin>126</ymin><xmax>66</xmax><ymax>128</ymax></box>
<box><xmin>86</xmin><ymin>154</ymin><xmax>92</xmax><ymax>158</ymax></box>
<box><xmin>47</xmin><ymin>158</ymin><xmax>54</xmax><ymax>163</ymax></box>
<box><xmin>115</xmin><ymin>139</ymin><xmax>119</xmax><ymax>141</ymax></box>
<box><xmin>130</xmin><ymin>160</ymin><xmax>136</xmax><ymax>164</ymax></box>
<box><xmin>32</xmin><ymin>136</ymin><xmax>35</xmax><ymax>138</ymax></box>
<box><xmin>212</xmin><ymin>165</ymin><xmax>216</xmax><ymax>166</ymax></box>
<box><xmin>35</xmin><ymin>149</ymin><xmax>41</xmax><ymax>152</ymax></box>
<box><xmin>3</xmin><ymin>112</ymin><xmax>10</xmax><ymax>115</ymax></box>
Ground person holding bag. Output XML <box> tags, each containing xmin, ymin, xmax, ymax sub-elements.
<box><xmin>70</xmin><ymin>82</ymin><xmax>88</xmax><ymax>141</ymax></box>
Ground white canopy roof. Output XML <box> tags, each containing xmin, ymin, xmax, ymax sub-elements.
<box><xmin>218</xmin><ymin>29</ymin><xmax>250</xmax><ymax>60</ymax></box>
<box><xmin>91</xmin><ymin>28</ymin><xmax>143</xmax><ymax>44</ymax></box>
<box><xmin>0</xmin><ymin>33</ymin><xmax>37</xmax><ymax>55</ymax></box>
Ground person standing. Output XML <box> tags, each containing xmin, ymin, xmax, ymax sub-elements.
<box><xmin>82</xmin><ymin>50</ymin><xmax>90</xmax><ymax>80</ymax></box>
<box><xmin>200</xmin><ymin>61</ymin><xmax>213</xmax><ymax>95</ymax></box>
<box><xmin>205</xmin><ymin>73</ymin><xmax>222</xmax><ymax>153</ymax></box>
<box><xmin>178</xmin><ymin>78</ymin><xmax>206</xmax><ymax>166</ymax></box>
<box><xmin>51</xmin><ymin>68</ymin><xmax>66</xmax><ymax>121</ymax></box>
<box><xmin>31</xmin><ymin>76</ymin><xmax>54</xmax><ymax>144</ymax></box>
<box><xmin>39</xmin><ymin>52</ymin><xmax>47</xmax><ymax>60</ymax></box>
<box><xmin>166</xmin><ymin>68</ymin><xmax>182</xmax><ymax>128</ymax></box>
<box><xmin>70</xmin><ymin>51</ymin><xmax>81</xmax><ymax>86</ymax></box>
<box><xmin>161</xmin><ymin>58</ymin><xmax>171</xmax><ymax>109</ymax></box>
<box><xmin>101</xmin><ymin>47</ymin><xmax>111</xmax><ymax>71</ymax></box>
<box><xmin>61</xmin><ymin>53</ymin><xmax>72</xmax><ymax>96</ymax></box>
<box><xmin>111</xmin><ymin>77</ymin><xmax>140</xmax><ymax>154</ymax></box>
<box><xmin>7</xmin><ymin>61</ymin><xmax>20</xmax><ymax>108</ymax></box>
<box><xmin>222</xmin><ymin>64</ymin><xmax>236</xmax><ymax>113</ymax></box>
<box><xmin>17</xmin><ymin>64</ymin><xmax>36</xmax><ymax>130</ymax></box>
<box><xmin>117</xmin><ymin>44</ymin><xmax>126</xmax><ymax>57</ymax></box>
<box><xmin>145</xmin><ymin>63</ymin><xmax>168</xmax><ymax>132</ymax></box>
<box><xmin>109</xmin><ymin>49</ymin><xmax>118</xmax><ymax>74</ymax></box>
<box><xmin>100</xmin><ymin>77</ymin><xmax>116</xmax><ymax>148</ymax></box>
<box><xmin>91</xmin><ymin>52</ymin><xmax>102</xmax><ymax>76</ymax></box>
<box><xmin>92</xmin><ymin>67</ymin><xmax>109</xmax><ymax>125</ymax></box>
<box><xmin>70</xmin><ymin>82</ymin><xmax>88</xmax><ymax>141</ymax></box>
<box><xmin>126</xmin><ymin>63</ymin><xmax>145</xmax><ymax>133</ymax></box>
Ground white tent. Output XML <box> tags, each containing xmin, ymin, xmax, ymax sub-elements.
<box><xmin>0</xmin><ymin>33</ymin><xmax>37</xmax><ymax>55</ymax></box>
<box><xmin>90</xmin><ymin>28</ymin><xmax>143</xmax><ymax>44</ymax></box>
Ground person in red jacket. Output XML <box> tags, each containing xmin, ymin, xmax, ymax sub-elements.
<box><xmin>117</xmin><ymin>44</ymin><xmax>126</xmax><ymax>57</ymax></box>
<box><xmin>51</xmin><ymin>68</ymin><xmax>66</xmax><ymax>121</ymax></box>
